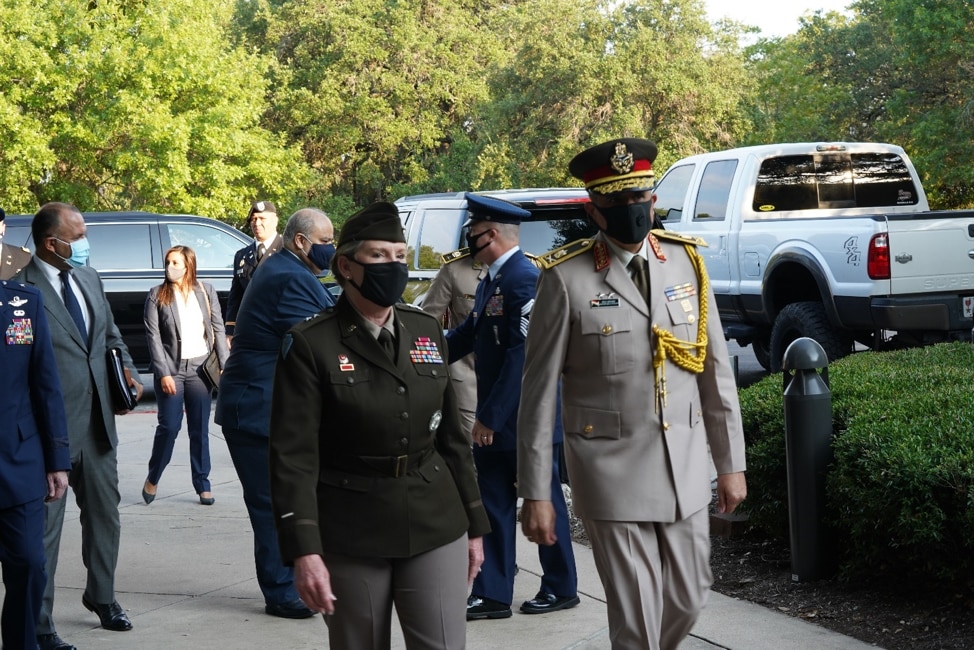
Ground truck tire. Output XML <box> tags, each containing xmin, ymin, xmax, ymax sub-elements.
<box><xmin>751</xmin><ymin>334</ymin><xmax>772</xmax><ymax>372</ymax></box>
<box><xmin>769</xmin><ymin>301</ymin><xmax>853</xmax><ymax>372</ymax></box>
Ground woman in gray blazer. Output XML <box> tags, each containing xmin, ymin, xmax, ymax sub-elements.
<box><xmin>143</xmin><ymin>245</ymin><xmax>229</xmax><ymax>505</ymax></box>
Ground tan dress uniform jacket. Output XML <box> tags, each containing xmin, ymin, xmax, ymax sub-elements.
<box><xmin>0</xmin><ymin>243</ymin><xmax>31</xmax><ymax>281</ymax></box>
<box><xmin>269</xmin><ymin>297</ymin><xmax>490</xmax><ymax>562</ymax></box>
<box><xmin>420</xmin><ymin>249</ymin><xmax>485</xmax><ymax>436</ymax></box>
<box><xmin>518</xmin><ymin>231</ymin><xmax>746</xmax><ymax>522</ymax></box>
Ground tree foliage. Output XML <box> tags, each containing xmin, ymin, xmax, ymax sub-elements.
<box><xmin>0</xmin><ymin>0</ymin><xmax>310</xmax><ymax>218</ymax></box>
<box><xmin>744</xmin><ymin>0</ymin><xmax>974</xmax><ymax>208</ymax></box>
<box><xmin>255</xmin><ymin>0</ymin><xmax>497</xmax><ymax>206</ymax></box>
<box><xmin>476</xmin><ymin>0</ymin><xmax>754</xmax><ymax>187</ymax></box>
<box><xmin>2</xmin><ymin>0</ymin><xmax>974</xmax><ymax>215</ymax></box>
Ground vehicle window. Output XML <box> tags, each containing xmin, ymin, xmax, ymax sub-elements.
<box><xmin>653</xmin><ymin>164</ymin><xmax>695</xmax><ymax>224</ymax></box>
<box><xmin>411</xmin><ymin>209</ymin><xmax>462</xmax><ymax>271</ymax></box>
<box><xmin>753</xmin><ymin>153</ymin><xmax>920</xmax><ymax>212</ymax></box>
<box><xmin>86</xmin><ymin>224</ymin><xmax>154</xmax><ymax>270</ymax></box>
<box><xmin>521</xmin><ymin>218</ymin><xmax>596</xmax><ymax>254</ymax></box>
<box><xmin>167</xmin><ymin>223</ymin><xmax>242</xmax><ymax>269</ymax></box>
<box><xmin>753</xmin><ymin>156</ymin><xmax>818</xmax><ymax>211</ymax></box>
<box><xmin>3</xmin><ymin>225</ymin><xmax>32</xmax><ymax>250</ymax></box>
<box><xmin>851</xmin><ymin>153</ymin><xmax>920</xmax><ymax>207</ymax></box>
<box><xmin>693</xmin><ymin>160</ymin><xmax>737</xmax><ymax>221</ymax></box>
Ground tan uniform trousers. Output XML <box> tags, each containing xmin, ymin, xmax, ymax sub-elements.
<box><xmin>585</xmin><ymin>507</ymin><xmax>712</xmax><ymax>650</ymax></box>
<box><xmin>322</xmin><ymin>534</ymin><xmax>469</xmax><ymax>650</ymax></box>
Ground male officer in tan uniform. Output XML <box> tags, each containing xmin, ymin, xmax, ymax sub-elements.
<box><xmin>421</xmin><ymin>248</ymin><xmax>485</xmax><ymax>440</ymax></box>
<box><xmin>518</xmin><ymin>138</ymin><xmax>747</xmax><ymax>650</ymax></box>
<box><xmin>0</xmin><ymin>208</ymin><xmax>31</xmax><ymax>280</ymax></box>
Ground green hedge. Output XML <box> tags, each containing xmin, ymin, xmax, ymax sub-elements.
<box><xmin>738</xmin><ymin>342</ymin><xmax>974</xmax><ymax>582</ymax></box>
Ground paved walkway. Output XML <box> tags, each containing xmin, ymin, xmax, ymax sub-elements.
<box><xmin>7</xmin><ymin>402</ymin><xmax>881</xmax><ymax>648</ymax></box>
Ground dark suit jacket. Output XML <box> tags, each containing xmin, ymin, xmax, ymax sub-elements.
<box><xmin>215</xmin><ymin>249</ymin><xmax>334</xmax><ymax>437</ymax></box>
<box><xmin>15</xmin><ymin>260</ymin><xmax>140</xmax><ymax>450</ymax></box>
<box><xmin>0</xmin><ymin>281</ymin><xmax>71</xmax><ymax>509</ymax></box>
<box><xmin>447</xmin><ymin>249</ymin><xmax>562</xmax><ymax>451</ymax></box>
<box><xmin>225</xmin><ymin>235</ymin><xmax>284</xmax><ymax>336</ymax></box>
<box><xmin>144</xmin><ymin>281</ymin><xmax>230</xmax><ymax>379</ymax></box>
<box><xmin>269</xmin><ymin>297</ymin><xmax>490</xmax><ymax>561</ymax></box>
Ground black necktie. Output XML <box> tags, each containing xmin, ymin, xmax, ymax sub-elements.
<box><xmin>628</xmin><ymin>256</ymin><xmax>649</xmax><ymax>304</ymax></box>
<box><xmin>378</xmin><ymin>328</ymin><xmax>396</xmax><ymax>361</ymax></box>
<box><xmin>60</xmin><ymin>270</ymin><xmax>88</xmax><ymax>344</ymax></box>
<box><xmin>257</xmin><ymin>243</ymin><xmax>266</xmax><ymax>261</ymax></box>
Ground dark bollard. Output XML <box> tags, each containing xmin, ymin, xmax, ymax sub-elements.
<box><xmin>782</xmin><ymin>337</ymin><xmax>836</xmax><ymax>582</ymax></box>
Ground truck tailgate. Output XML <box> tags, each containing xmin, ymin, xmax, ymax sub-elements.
<box><xmin>887</xmin><ymin>211</ymin><xmax>974</xmax><ymax>294</ymax></box>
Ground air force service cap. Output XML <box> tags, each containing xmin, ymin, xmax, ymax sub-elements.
<box><xmin>568</xmin><ymin>138</ymin><xmax>658</xmax><ymax>195</ymax></box>
<box><xmin>338</xmin><ymin>201</ymin><xmax>406</xmax><ymax>247</ymax></box>
<box><xmin>462</xmin><ymin>192</ymin><xmax>531</xmax><ymax>227</ymax></box>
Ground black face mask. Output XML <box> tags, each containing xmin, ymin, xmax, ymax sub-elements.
<box><xmin>348</xmin><ymin>260</ymin><xmax>408</xmax><ymax>307</ymax></box>
<box><xmin>598</xmin><ymin>202</ymin><xmax>654</xmax><ymax>245</ymax></box>
<box><xmin>465</xmin><ymin>228</ymin><xmax>492</xmax><ymax>257</ymax></box>
<box><xmin>306</xmin><ymin>242</ymin><xmax>335</xmax><ymax>272</ymax></box>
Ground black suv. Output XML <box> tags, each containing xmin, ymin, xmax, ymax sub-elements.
<box><xmin>4</xmin><ymin>212</ymin><xmax>250</xmax><ymax>370</ymax></box>
<box><xmin>395</xmin><ymin>188</ymin><xmax>596</xmax><ymax>304</ymax></box>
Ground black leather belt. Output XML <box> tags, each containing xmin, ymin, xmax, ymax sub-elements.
<box><xmin>329</xmin><ymin>448</ymin><xmax>434</xmax><ymax>478</ymax></box>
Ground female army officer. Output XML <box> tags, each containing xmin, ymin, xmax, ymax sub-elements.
<box><xmin>268</xmin><ymin>201</ymin><xmax>489</xmax><ymax>649</ymax></box>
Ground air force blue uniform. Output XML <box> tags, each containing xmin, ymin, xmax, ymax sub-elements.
<box><xmin>215</xmin><ymin>249</ymin><xmax>335</xmax><ymax>608</ymax></box>
<box><xmin>446</xmin><ymin>195</ymin><xmax>577</xmax><ymax>608</ymax></box>
<box><xmin>0</xmin><ymin>281</ymin><xmax>71</xmax><ymax>649</ymax></box>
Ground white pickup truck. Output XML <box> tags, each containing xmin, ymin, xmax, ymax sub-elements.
<box><xmin>652</xmin><ymin>142</ymin><xmax>974</xmax><ymax>371</ymax></box>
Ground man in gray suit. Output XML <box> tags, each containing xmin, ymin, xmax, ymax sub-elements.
<box><xmin>15</xmin><ymin>202</ymin><xmax>143</xmax><ymax>650</ymax></box>
<box><xmin>518</xmin><ymin>139</ymin><xmax>747</xmax><ymax>650</ymax></box>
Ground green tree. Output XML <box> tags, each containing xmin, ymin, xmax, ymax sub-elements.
<box><xmin>743</xmin><ymin>1</ymin><xmax>974</xmax><ymax>208</ymax></box>
<box><xmin>0</xmin><ymin>0</ymin><xmax>311</xmax><ymax>218</ymax></box>
<box><xmin>255</xmin><ymin>0</ymin><xmax>500</xmax><ymax>207</ymax></box>
<box><xmin>476</xmin><ymin>0</ymin><xmax>754</xmax><ymax>185</ymax></box>
<box><xmin>862</xmin><ymin>0</ymin><xmax>974</xmax><ymax>208</ymax></box>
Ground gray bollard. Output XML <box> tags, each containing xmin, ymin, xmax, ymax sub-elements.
<box><xmin>782</xmin><ymin>337</ymin><xmax>836</xmax><ymax>582</ymax></box>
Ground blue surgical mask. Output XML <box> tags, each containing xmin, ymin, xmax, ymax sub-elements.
<box><xmin>55</xmin><ymin>236</ymin><xmax>91</xmax><ymax>269</ymax></box>
<box><xmin>307</xmin><ymin>243</ymin><xmax>336</xmax><ymax>272</ymax></box>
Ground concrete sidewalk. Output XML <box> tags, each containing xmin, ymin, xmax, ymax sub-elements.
<box><xmin>11</xmin><ymin>404</ymin><xmax>881</xmax><ymax>649</ymax></box>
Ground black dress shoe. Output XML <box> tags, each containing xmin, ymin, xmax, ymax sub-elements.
<box><xmin>36</xmin><ymin>633</ymin><xmax>76</xmax><ymax>650</ymax></box>
<box><xmin>265</xmin><ymin>599</ymin><xmax>317</xmax><ymax>619</ymax></box>
<box><xmin>82</xmin><ymin>593</ymin><xmax>134</xmax><ymax>631</ymax></box>
<box><xmin>520</xmin><ymin>590</ymin><xmax>581</xmax><ymax>614</ymax></box>
<box><xmin>142</xmin><ymin>480</ymin><xmax>156</xmax><ymax>504</ymax></box>
<box><xmin>466</xmin><ymin>594</ymin><xmax>512</xmax><ymax>620</ymax></box>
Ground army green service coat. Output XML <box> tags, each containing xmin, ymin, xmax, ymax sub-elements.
<box><xmin>269</xmin><ymin>296</ymin><xmax>490</xmax><ymax>562</ymax></box>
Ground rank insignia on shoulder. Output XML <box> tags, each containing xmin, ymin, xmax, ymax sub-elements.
<box><xmin>648</xmin><ymin>233</ymin><xmax>666</xmax><ymax>262</ymax></box>
<box><xmin>441</xmin><ymin>248</ymin><xmax>471</xmax><ymax>264</ymax></box>
<box><xmin>524</xmin><ymin>252</ymin><xmax>544</xmax><ymax>270</ymax></box>
<box><xmin>651</xmin><ymin>229</ymin><xmax>708</xmax><ymax>247</ymax></box>
<box><xmin>537</xmin><ymin>239</ymin><xmax>594</xmax><ymax>270</ymax></box>
<box><xmin>593</xmin><ymin>241</ymin><xmax>610</xmax><ymax>271</ymax></box>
